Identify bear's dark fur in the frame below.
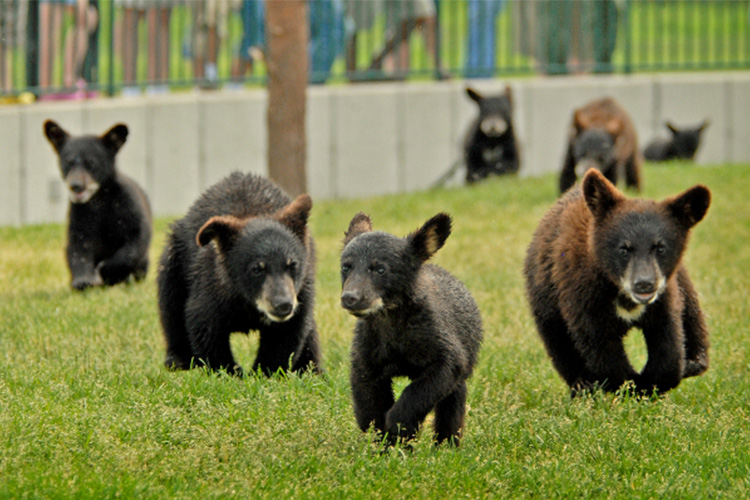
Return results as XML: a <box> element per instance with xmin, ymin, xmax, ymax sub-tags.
<box><xmin>340</xmin><ymin>213</ymin><xmax>483</xmax><ymax>446</ymax></box>
<box><xmin>43</xmin><ymin>120</ymin><xmax>152</xmax><ymax>290</ymax></box>
<box><xmin>525</xmin><ymin>169</ymin><xmax>710</xmax><ymax>395</ymax></box>
<box><xmin>157</xmin><ymin>172</ymin><xmax>321</xmax><ymax>376</ymax></box>
<box><xmin>559</xmin><ymin>97</ymin><xmax>642</xmax><ymax>194</ymax></box>
<box><xmin>463</xmin><ymin>86</ymin><xmax>520</xmax><ymax>183</ymax></box>
<box><xmin>644</xmin><ymin>120</ymin><xmax>709</xmax><ymax>162</ymax></box>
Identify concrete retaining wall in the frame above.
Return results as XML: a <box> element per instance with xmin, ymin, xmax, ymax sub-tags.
<box><xmin>1</xmin><ymin>72</ymin><xmax>748</xmax><ymax>226</ymax></box>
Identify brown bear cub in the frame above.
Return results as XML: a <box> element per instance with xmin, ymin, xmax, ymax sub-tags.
<box><xmin>44</xmin><ymin>120</ymin><xmax>152</xmax><ymax>290</ymax></box>
<box><xmin>559</xmin><ymin>97</ymin><xmax>642</xmax><ymax>194</ymax></box>
<box><xmin>157</xmin><ymin>172</ymin><xmax>321</xmax><ymax>376</ymax></box>
<box><xmin>525</xmin><ymin>169</ymin><xmax>710</xmax><ymax>396</ymax></box>
<box><xmin>340</xmin><ymin>213</ymin><xmax>482</xmax><ymax>446</ymax></box>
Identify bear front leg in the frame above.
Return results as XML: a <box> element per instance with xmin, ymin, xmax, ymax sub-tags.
<box><xmin>433</xmin><ymin>383</ymin><xmax>467</xmax><ymax>446</ymax></box>
<box><xmin>98</xmin><ymin>244</ymin><xmax>149</xmax><ymax>286</ymax></box>
<box><xmin>533</xmin><ymin>312</ymin><xmax>589</xmax><ymax>389</ymax></box>
<box><xmin>385</xmin><ymin>364</ymin><xmax>457</xmax><ymax>442</ymax></box>
<box><xmin>185</xmin><ymin>300</ymin><xmax>241</xmax><ymax>375</ymax></box>
<box><xmin>497</xmin><ymin>139</ymin><xmax>519</xmax><ymax>175</ymax></box>
<box><xmin>624</xmin><ymin>154</ymin><xmax>642</xmax><ymax>191</ymax></box>
<box><xmin>559</xmin><ymin>145</ymin><xmax>577</xmax><ymax>193</ymax></box>
<box><xmin>579</xmin><ymin>335</ymin><xmax>638</xmax><ymax>393</ymax></box>
<box><xmin>637</xmin><ymin>311</ymin><xmax>685</xmax><ymax>394</ymax></box>
<box><xmin>465</xmin><ymin>145</ymin><xmax>490</xmax><ymax>183</ymax></box>
<box><xmin>254</xmin><ymin>315</ymin><xmax>317</xmax><ymax>376</ymax></box>
<box><xmin>188</xmin><ymin>327</ymin><xmax>241</xmax><ymax>375</ymax></box>
<box><xmin>677</xmin><ymin>268</ymin><xmax>709</xmax><ymax>378</ymax></box>
<box><xmin>350</xmin><ymin>369</ymin><xmax>395</xmax><ymax>438</ymax></box>
<box><xmin>157</xmin><ymin>245</ymin><xmax>194</xmax><ymax>370</ymax></box>
<box><xmin>67</xmin><ymin>240</ymin><xmax>103</xmax><ymax>290</ymax></box>
<box><xmin>290</xmin><ymin>326</ymin><xmax>323</xmax><ymax>374</ymax></box>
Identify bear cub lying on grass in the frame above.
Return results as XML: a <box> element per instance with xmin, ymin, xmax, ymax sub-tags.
<box><xmin>644</xmin><ymin>120</ymin><xmax>709</xmax><ymax>163</ymax></box>
<box><xmin>157</xmin><ymin>172</ymin><xmax>322</xmax><ymax>376</ymax></box>
<box><xmin>44</xmin><ymin>120</ymin><xmax>152</xmax><ymax>290</ymax></box>
<box><xmin>525</xmin><ymin>169</ymin><xmax>710</xmax><ymax>396</ymax></box>
<box><xmin>340</xmin><ymin>213</ymin><xmax>482</xmax><ymax>447</ymax></box>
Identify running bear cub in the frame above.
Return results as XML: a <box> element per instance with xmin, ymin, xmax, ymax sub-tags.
<box><xmin>157</xmin><ymin>172</ymin><xmax>322</xmax><ymax>376</ymax></box>
<box><xmin>44</xmin><ymin>120</ymin><xmax>152</xmax><ymax>290</ymax></box>
<box><xmin>559</xmin><ymin>97</ymin><xmax>642</xmax><ymax>194</ymax></box>
<box><xmin>340</xmin><ymin>213</ymin><xmax>482</xmax><ymax>446</ymax></box>
<box><xmin>524</xmin><ymin>169</ymin><xmax>710</xmax><ymax>395</ymax></box>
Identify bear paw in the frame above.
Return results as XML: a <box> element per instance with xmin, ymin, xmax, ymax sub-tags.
<box><xmin>71</xmin><ymin>273</ymin><xmax>103</xmax><ymax>290</ymax></box>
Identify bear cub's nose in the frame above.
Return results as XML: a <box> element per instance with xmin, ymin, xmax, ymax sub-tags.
<box><xmin>633</xmin><ymin>280</ymin><xmax>655</xmax><ymax>294</ymax></box>
<box><xmin>341</xmin><ymin>291</ymin><xmax>360</xmax><ymax>309</ymax></box>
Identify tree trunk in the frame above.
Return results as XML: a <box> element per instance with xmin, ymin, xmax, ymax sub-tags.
<box><xmin>266</xmin><ymin>0</ymin><xmax>308</xmax><ymax>197</ymax></box>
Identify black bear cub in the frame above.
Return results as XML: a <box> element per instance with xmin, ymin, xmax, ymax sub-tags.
<box><xmin>559</xmin><ymin>97</ymin><xmax>642</xmax><ymax>194</ymax></box>
<box><xmin>463</xmin><ymin>86</ymin><xmax>520</xmax><ymax>183</ymax></box>
<box><xmin>525</xmin><ymin>169</ymin><xmax>710</xmax><ymax>396</ymax></box>
<box><xmin>340</xmin><ymin>213</ymin><xmax>482</xmax><ymax>446</ymax></box>
<box><xmin>44</xmin><ymin>120</ymin><xmax>152</xmax><ymax>290</ymax></box>
<box><xmin>644</xmin><ymin>120</ymin><xmax>709</xmax><ymax>162</ymax></box>
<box><xmin>157</xmin><ymin>172</ymin><xmax>321</xmax><ymax>376</ymax></box>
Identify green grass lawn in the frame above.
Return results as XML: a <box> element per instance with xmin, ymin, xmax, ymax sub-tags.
<box><xmin>1</xmin><ymin>163</ymin><xmax>749</xmax><ymax>498</ymax></box>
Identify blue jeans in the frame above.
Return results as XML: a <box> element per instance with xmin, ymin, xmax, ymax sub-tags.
<box><xmin>466</xmin><ymin>0</ymin><xmax>505</xmax><ymax>78</ymax></box>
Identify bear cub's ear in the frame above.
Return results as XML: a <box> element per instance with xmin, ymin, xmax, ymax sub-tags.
<box><xmin>582</xmin><ymin>169</ymin><xmax>625</xmax><ymax>220</ymax></box>
<box><xmin>466</xmin><ymin>87</ymin><xmax>483</xmax><ymax>104</ymax></box>
<box><xmin>101</xmin><ymin>124</ymin><xmax>129</xmax><ymax>153</ymax></box>
<box><xmin>605</xmin><ymin>118</ymin><xmax>622</xmax><ymax>136</ymax></box>
<box><xmin>503</xmin><ymin>85</ymin><xmax>512</xmax><ymax>105</ymax></box>
<box><xmin>343</xmin><ymin>212</ymin><xmax>373</xmax><ymax>246</ymax></box>
<box><xmin>664</xmin><ymin>185</ymin><xmax>711</xmax><ymax>229</ymax></box>
<box><xmin>276</xmin><ymin>194</ymin><xmax>312</xmax><ymax>241</ymax></box>
<box><xmin>408</xmin><ymin>213</ymin><xmax>452</xmax><ymax>262</ymax></box>
<box><xmin>44</xmin><ymin>120</ymin><xmax>70</xmax><ymax>153</ymax></box>
<box><xmin>196</xmin><ymin>215</ymin><xmax>247</xmax><ymax>251</ymax></box>
<box><xmin>573</xmin><ymin>109</ymin><xmax>590</xmax><ymax>132</ymax></box>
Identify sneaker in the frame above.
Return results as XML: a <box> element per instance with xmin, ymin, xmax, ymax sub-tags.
<box><xmin>121</xmin><ymin>86</ymin><xmax>141</xmax><ymax>98</ymax></box>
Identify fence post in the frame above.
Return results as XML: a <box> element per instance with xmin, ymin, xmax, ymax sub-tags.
<box><xmin>623</xmin><ymin>0</ymin><xmax>632</xmax><ymax>74</ymax></box>
<box><xmin>108</xmin><ymin>0</ymin><xmax>115</xmax><ymax>96</ymax></box>
<box><xmin>25</xmin><ymin>0</ymin><xmax>39</xmax><ymax>94</ymax></box>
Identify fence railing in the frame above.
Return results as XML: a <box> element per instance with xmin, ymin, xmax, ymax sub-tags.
<box><xmin>0</xmin><ymin>0</ymin><xmax>748</xmax><ymax>101</ymax></box>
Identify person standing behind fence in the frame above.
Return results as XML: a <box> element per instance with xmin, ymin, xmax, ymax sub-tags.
<box><xmin>534</xmin><ymin>0</ymin><xmax>617</xmax><ymax>75</ymax></box>
<box><xmin>116</xmin><ymin>0</ymin><xmax>172</xmax><ymax>96</ymax></box>
<box><xmin>226</xmin><ymin>0</ymin><xmax>345</xmax><ymax>86</ymax></box>
<box><xmin>343</xmin><ymin>0</ymin><xmax>381</xmax><ymax>79</ymax></box>
<box><xmin>0</xmin><ymin>0</ymin><xmax>27</xmax><ymax>93</ymax></box>
<box><xmin>465</xmin><ymin>0</ymin><xmax>506</xmax><ymax>78</ymax></box>
<box><xmin>229</xmin><ymin>0</ymin><xmax>264</xmax><ymax>85</ymax></box>
<box><xmin>192</xmin><ymin>0</ymin><xmax>239</xmax><ymax>89</ymax></box>
<box><xmin>370</xmin><ymin>0</ymin><xmax>447</xmax><ymax>80</ymax></box>
<box><xmin>39</xmin><ymin>0</ymin><xmax>98</xmax><ymax>98</ymax></box>
<box><xmin>309</xmin><ymin>0</ymin><xmax>345</xmax><ymax>84</ymax></box>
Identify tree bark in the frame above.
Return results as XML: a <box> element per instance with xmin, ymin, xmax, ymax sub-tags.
<box><xmin>266</xmin><ymin>0</ymin><xmax>308</xmax><ymax>197</ymax></box>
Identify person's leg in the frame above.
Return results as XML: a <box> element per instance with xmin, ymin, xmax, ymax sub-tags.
<box><xmin>39</xmin><ymin>1</ymin><xmax>63</xmax><ymax>88</ymax></box>
<box><xmin>122</xmin><ymin>6</ymin><xmax>140</xmax><ymax>86</ymax></box>
<box><xmin>64</xmin><ymin>0</ymin><xmax>98</xmax><ymax>87</ymax></box>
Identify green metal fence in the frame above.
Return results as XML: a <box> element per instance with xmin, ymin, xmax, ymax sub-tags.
<box><xmin>0</xmin><ymin>0</ymin><xmax>747</xmax><ymax>101</ymax></box>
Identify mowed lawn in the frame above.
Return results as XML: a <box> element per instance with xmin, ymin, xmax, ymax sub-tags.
<box><xmin>1</xmin><ymin>163</ymin><xmax>748</xmax><ymax>498</ymax></box>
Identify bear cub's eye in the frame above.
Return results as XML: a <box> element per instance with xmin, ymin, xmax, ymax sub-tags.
<box><xmin>653</xmin><ymin>242</ymin><xmax>666</xmax><ymax>255</ymax></box>
<box><xmin>619</xmin><ymin>244</ymin><xmax>633</xmax><ymax>256</ymax></box>
<box><xmin>286</xmin><ymin>259</ymin><xmax>298</xmax><ymax>272</ymax></box>
<box><xmin>250</xmin><ymin>262</ymin><xmax>266</xmax><ymax>275</ymax></box>
<box><xmin>341</xmin><ymin>263</ymin><xmax>352</xmax><ymax>275</ymax></box>
<box><xmin>370</xmin><ymin>264</ymin><xmax>386</xmax><ymax>275</ymax></box>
